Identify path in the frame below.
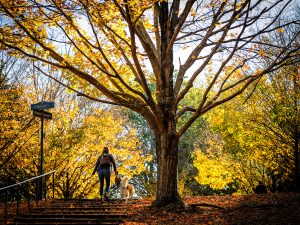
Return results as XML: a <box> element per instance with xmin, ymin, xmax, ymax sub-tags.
<box><xmin>12</xmin><ymin>199</ymin><xmax>131</xmax><ymax>225</ymax></box>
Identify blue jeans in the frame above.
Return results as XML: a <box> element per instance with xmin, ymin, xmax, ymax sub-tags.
<box><xmin>97</xmin><ymin>168</ymin><xmax>111</xmax><ymax>197</ymax></box>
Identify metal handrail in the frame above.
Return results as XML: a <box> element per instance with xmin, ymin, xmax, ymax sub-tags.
<box><xmin>0</xmin><ymin>170</ymin><xmax>55</xmax><ymax>192</ymax></box>
<box><xmin>0</xmin><ymin>170</ymin><xmax>56</xmax><ymax>224</ymax></box>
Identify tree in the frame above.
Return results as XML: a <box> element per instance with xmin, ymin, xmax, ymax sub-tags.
<box><xmin>0</xmin><ymin>52</ymin><xmax>37</xmax><ymax>170</ymax></box>
<box><xmin>25</xmin><ymin>68</ymin><xmax>150</xmax><ymax>199</ymax></box>
<box><xmin>50</xmin><ymin>106</ymin><xmax>150</xmax><ymax>199</ymax></box>
<box><xmin>0</xmin><ymin>0</ymin><xmax>299</xmax><ymax>206</ymax></box>
<box><xmin>194</xmin><ymin>64</ymin><xmax>299</xmax><ymax>194</ymax></box>
<box><xmin>127</xmin><ymin>111</ymin><xmax>157</xmax><ymax>197</ymax></box>
<box><xmin>248</xmin><ymin>66</ymin><xmax>299</xmax><ymax>191</ymax></box>
<box><xmin>0</xmin><ymin>52</ymin><xmax>150</xmax><ymax>199</ymax></box>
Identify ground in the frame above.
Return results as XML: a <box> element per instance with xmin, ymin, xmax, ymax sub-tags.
<box><xmin>1</xmin><ymin>192</ymin><xmax>299</xmax><ymax>224</ymax></box>
<box><xmin>122</xmin><ymin>192</ymin><xmax>300</xmax><ymax>225</ymax></box>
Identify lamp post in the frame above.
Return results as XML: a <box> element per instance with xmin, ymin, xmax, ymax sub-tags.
<box><xmin>31</xmin><ymin>102</ymin><xmax>54</xmax><ymax>200</ymax></box>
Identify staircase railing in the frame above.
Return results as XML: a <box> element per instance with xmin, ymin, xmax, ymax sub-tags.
<box><xmin>0</xmin><ymin>170</ymin><xmax>56</xmax><ymax>224</ymax></box>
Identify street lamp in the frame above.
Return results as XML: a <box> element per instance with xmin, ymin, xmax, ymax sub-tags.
<box><xmin>31</xmin><ymin>101</ymin><xmax>54</xmax><ymax>200</ymax></box>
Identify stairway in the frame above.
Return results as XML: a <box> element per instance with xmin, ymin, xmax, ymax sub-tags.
<box><xmin>13</xmin><ymin>199</ymin><xmax>129</xmax><ymax>225</ymax></box>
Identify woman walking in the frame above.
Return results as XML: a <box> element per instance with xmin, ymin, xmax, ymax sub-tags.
<box><xmin>92</xmin><ymin>147</ymin><xmax>118</xmax><ymax>201</ymax></box>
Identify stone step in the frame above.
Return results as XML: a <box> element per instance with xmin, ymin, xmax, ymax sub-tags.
<box><xmin>16</xmin><ymin>212</ymin><xmax>127</xmax><ymax>218</ymax></box>
<box><xmin>43</xmin><ymin>203</ymin><xmax>130</xmax><ymax>208</ymax></box>
<box><xmin>41</xmin><ymin>204</ymin><xmax>128</xmax><ymax>207</ymax></box>
<box><xmin>48</xmin><ymin>199</ymin><xmax>131</xmax><ymax>203</ymax></box>
<box><xmin>15</xmin><ymin>223</ymin><xmax>118</xmax><ymax>225</ymax></box>
<box><xmin>47</xmin><ymin>199</ymin><xmax>126</xmax><ymax>204</ymax></box>
<box><xmin>11</xmin><ymin>199</ymin><xmax>134</xmax><ymax>225</ymax></box>
<box><xmin>36</xmin><ymin>207</ymin><xmax>127</xmax><ymax>212</ymax></box>
<box><xmin>14</xmin><ymin>217</ymin><xmax>123</xmax><ymax>224</ymax></box>
<box><xmin>41</xmin><ymin>202</ymin><xmax>130</xmax><ymax>208</ymax></box>
<box><xmin>31</xmin><ymin>209</ymin><xmax>126</xmax><ymax>214</ymax></box>
<box><xmin>17</xmin><ymin>212</ymin><xmax>127</xmax><ymax>218</ymax></box>
<box><xmin>14</xmin><ymin>218</ymin><xmax>122</xmax><ymax>225</ymax></box>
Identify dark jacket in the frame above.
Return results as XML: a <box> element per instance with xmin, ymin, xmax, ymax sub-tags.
<box><xmin>92</xmin><ymin>153</ymin><xmax>117</xmax><ymax>174</ymax></box>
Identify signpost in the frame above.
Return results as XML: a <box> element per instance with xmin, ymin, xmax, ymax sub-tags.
<box><xmin>33</xmin><ymin>110</ymin><xmax>53</xmax><ymax>119</ymax></box>
<box><xmin>31</xmin><ymin>101</ymin><xmax>55</xmax><ymax>111</ymax></box>
<box><xmin>31</xmin><ymin>102</ymin><xmax>54</xmax><ymax>200</ymax></box>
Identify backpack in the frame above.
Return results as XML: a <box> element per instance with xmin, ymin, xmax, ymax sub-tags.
<box><xmin>100</xmin><ymin>153</ymin><xmax>111</xmax><ymax>165</ymax></box>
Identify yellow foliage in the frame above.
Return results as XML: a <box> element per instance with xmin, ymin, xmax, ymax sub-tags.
<box><xmin>200</xmin><ymin>68</ymin><xmax>299</xmax><ymax>193</ymax></box>
<box><xmin>258</xmin><ymin>49</ymin><xmax>266</xmax><ymax>58</ymax></box>
<box><xmin>193</xmin><ymin>150</ymin><xmax>234</xmax><ymax>190</ymax></box>
<box><xmin>276</xmin><ymin>28</ymin><xmax>285</xmax><ymax>33</ymax></box>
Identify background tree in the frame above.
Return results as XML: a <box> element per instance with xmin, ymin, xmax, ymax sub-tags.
<box><xmin>247</xmin><ymin>65</ymin><xmax>299</xmax><ymax>191</ymax></box>
<box><xmin>176</xmin><ymin>87</ymin><xmax>210</xmax><ymax>195</ymax></box>
<box><xmin>29</xmin><ymin>69</ymin><xmax>151</xmax><ymax>199</ymax></box>
<box><xmin>0</xmin><ymin>57</ymin><xmax>150</xmax><ymax>199</ymax></box>
<box><xmin>0</xmin><ymin>53</ymin><xmax>35</xmax><ymax>170</ymax></box>
<box><xmin>0</xmin><ymin>0</ymin><xmax>299</xmax><ymax>206</ymax></box>
<box><xmin>127</xmin><ymin>111</ymin><xmax>157</xmax><ymax>197</ymax></box>
<box><xmin>194</xmin><ymin>64</ymin><xmax>299</xmax><ymax>194</ymax></box>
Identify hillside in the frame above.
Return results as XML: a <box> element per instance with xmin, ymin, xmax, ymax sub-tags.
<box><xmin>123</xmin><ymin>193</ymin><xmax>300</xmax><ymax>225</ymax></box>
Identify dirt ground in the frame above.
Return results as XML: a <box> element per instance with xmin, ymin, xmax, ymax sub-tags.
<box><xmin>1</xmin><ymin>192</ymin><xmax>299</xmax><ymax>225</ymax></box>
<box><xmin>122</xmin><ymin>192</ymin><xmax>300</xmax><ymax>225</ymax></box>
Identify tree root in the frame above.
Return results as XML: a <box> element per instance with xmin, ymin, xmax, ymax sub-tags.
<box><xmin>189</xmin><ymin>202</ymin><xmax>225</xmax><ymax>210</ymax></box>
<box><xmin>152</xmin><ymin>198</ymin><xmax>188</xmax><ymax>212</ymax></box>
<box><xmin>151</xmin><ymin>199</ymin><xmax>226</xmax><ymax>212</ymax></box>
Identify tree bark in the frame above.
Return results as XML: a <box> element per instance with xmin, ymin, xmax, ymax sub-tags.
<box><xmin>293</xmin><ymin>70</ymin><xmax>299</xmax><ymax>191</ymax></box>
<box><xmin>152</xmin><ymin>126</ymin><xmax>181</xmax><ymax>206</ymax></box>
<box><xmin>294</xmin><ymin>124</ymin><xmax>299</xmax><ymax>191</ymax></box>
<box><xmin>150</xmin><ymin>1</ymin><xmax>183</xmax><ymax>207</ymax></box>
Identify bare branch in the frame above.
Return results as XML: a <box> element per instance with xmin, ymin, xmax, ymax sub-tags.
<box><xmin>34</xmin><ymin>66</ymin><xmax>145</xmax><ymax>108</ymax></box>
<box><xmin>176</xmin><ymin>106</ymin><xmax>196</xmax><ymax>121</ymax></box>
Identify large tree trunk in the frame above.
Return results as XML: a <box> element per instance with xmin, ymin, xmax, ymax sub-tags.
<box><xmin>293</xmin><ymin>71</ymin><xmax>299</xmax><ymax>191</ymax></box>
<box><xmin>294</xmin><ymin>125</ymin><xmax>299</xmax><ymax>190</ymax></box>
<box><xmin>152</xmin><ymin>123</ymin><xmax>182</xmax><ymax>207</ymax></box>
<box><xmin>150</xmin><ymin>1</ymin><xmax>182</xmax><ymax>207</ymax></box>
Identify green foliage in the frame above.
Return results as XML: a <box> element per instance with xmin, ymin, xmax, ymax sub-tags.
<box><xmin>126</xmin><ymin>111</ymin><xmax>156</xmax><ymax>197</ymax></box>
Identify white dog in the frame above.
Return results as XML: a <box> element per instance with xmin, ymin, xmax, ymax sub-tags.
<box><xmin>120</xmin><ymin>176</ymin><xmax>135</xmax><ymax>202</ymax></box>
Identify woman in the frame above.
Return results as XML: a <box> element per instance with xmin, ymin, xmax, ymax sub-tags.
<box><xmin>92</xmin><ymin>147</ymin><xmax>118</xmax><ymax>201</ymax></box>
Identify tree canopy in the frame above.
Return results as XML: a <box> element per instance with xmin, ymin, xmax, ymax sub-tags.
<box><xmin>0</xmin><ymin>0</ymin><xmax>299</xmax><ymax>206</ymax></box>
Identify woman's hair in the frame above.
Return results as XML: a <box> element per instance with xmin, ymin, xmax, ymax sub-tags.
<box><xmin>103</xmin><ymin>147</ymin><xmax>109</xmax><ymax>153</ymax></box>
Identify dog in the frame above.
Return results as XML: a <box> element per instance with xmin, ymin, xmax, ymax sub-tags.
<box><xmin>120</xmin><ymin>176</ymin><xmax>135</xmax><ymax>202</ymax></box>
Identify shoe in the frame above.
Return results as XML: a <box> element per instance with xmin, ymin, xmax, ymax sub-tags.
<box><xmin>104</xmin><ymin>192</ymin><xmax>110</xmax><ymax>202</ymax></box>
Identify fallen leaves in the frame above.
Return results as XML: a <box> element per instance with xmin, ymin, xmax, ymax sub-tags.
<box><xmin>122</xmin><ymin>193</ymin><xmax>300</xmax><ymax>225</ymax></box>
